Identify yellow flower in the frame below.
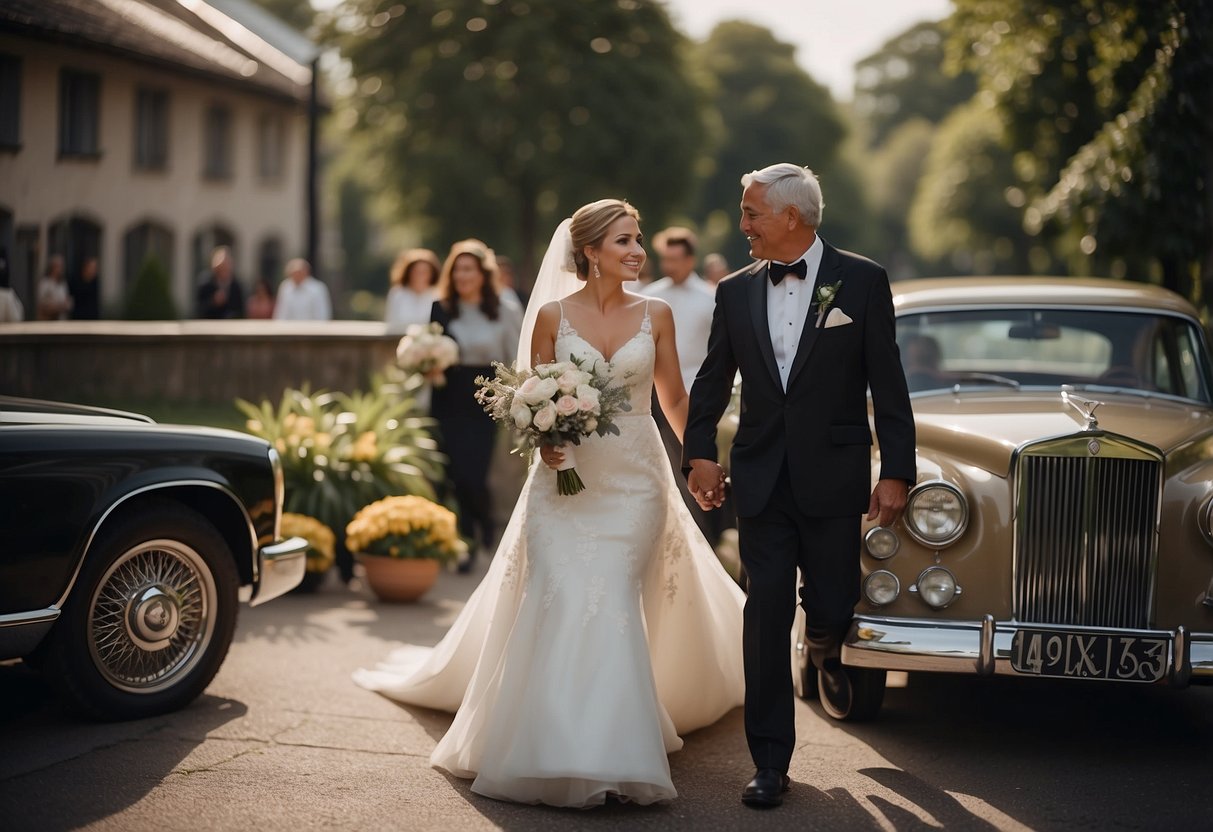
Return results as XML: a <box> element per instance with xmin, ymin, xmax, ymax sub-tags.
<box><xmin>281</xmin><ymin>512</ymin><xmax>336</xmax><ymax>572</ymax></box>
<box><xmin>350</xmin><ymin>431</ymin><xmax>379</xmax><ymax>462</ymax></box>
<box><xmin>345</xmin><ymin>495</ymin><xmax>459</xmax><ymax>561</ymax></box>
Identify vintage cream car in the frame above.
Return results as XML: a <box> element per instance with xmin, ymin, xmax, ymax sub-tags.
<box><xmin>796</xmin><ymin>277</ymin><xmax>1213</xmax><ymax>720</ymax></box>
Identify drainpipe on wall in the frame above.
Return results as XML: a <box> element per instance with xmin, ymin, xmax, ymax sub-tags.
<box><xmin>306</xmin><ymin>55</ymin><xmax>319</xmax><ymax>281</ymax></box>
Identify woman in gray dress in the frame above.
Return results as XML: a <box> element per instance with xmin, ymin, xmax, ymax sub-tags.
<box><xmin>430</xmin><ymin>239</ymin><xmax>523</xmax><ymax>571</ymax></box>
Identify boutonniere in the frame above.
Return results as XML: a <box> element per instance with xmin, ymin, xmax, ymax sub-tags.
<box><xmin>814</xmin><ymin>280</ymin><xmax>843</xmax><ymax>328</ymax></box>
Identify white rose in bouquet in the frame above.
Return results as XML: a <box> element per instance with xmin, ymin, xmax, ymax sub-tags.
<box><xmin>521</xmin><ymin>376</ymin><xmax>560</xmax><ymax>406</ymax></box>
<box><xmin>510</xmin><ymin>398</ymin><xmax>533</xmax><ymax>429</ymax></box>
<box><xmin>532</xmin><ymin>400</ymin><xmax>558</xmax><ymax>432</ymax></box>
<box><xmin>555</xmin><ymin>395</ymin><xmax>580</xmax><ymax>417</ymax></box>
<box><xmin>575</xmin><ymin>384</ymin><xmax>601</xmax><ymax>411</ymax></box>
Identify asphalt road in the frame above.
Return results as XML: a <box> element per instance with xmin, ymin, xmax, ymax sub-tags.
<box><xmin>3</xmin><ymin>563</ymin><xmax>1212</xmax><ymax>832</ymax></box>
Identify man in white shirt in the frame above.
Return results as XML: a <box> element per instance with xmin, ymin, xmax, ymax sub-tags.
<box><xmin>643</xmin><ymin>227</ymin><xmax>724</xmax><ymax>543</ymax></box>
<box><xmin>642</xmin><ymin>227</ymin><xmax>715</xmax><ymax>392</ymax></box>
<box><xmin>274</xmin><ymin>258</ymin><xmax>332</xmax><ymax>321</ymax></box>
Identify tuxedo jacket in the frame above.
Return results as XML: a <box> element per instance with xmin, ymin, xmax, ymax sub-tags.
<box><xmin>682</xmin><ymin>239</ymin><xmax>916</xmax><ymax>519</ymax></box>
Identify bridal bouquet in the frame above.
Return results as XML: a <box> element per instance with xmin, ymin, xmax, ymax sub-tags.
<box><xmin>396</xmin><ymin>322</ymin><xmax>459</xmax><ymax>386</ymax></box>
<box><xmin>475</xmin><ymin>357</ymin><xmax>631</xmax><ymax>495</ymax></box>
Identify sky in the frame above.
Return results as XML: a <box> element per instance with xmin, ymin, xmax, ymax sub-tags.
<box><xmin>662</xmin><ymin>0</ymin><xmax>955</xmax><ymax>101</ymax></box>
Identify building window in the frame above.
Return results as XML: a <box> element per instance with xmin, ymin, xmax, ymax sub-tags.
<box><xmin>59</xmin><ymin>69</ymin><xmax>101</xmax><ymax>157</ymax></box>
<box><xmin>0</xmin><ymin>54</ymin><xmax>20</xmax><ymax>149</ymax></box>
<box><xmin>257</xmin><ymin>112</ymin><xmax>285</xmax><ymax>180</ymax></box>
<box><xmin>134</xmin><ymin>88</ymin><xmax>169</xmax><ymax>171</ymax></box>
<box><xmin>203</xmin><ymin>104</ymin><xmax>232</xmax><ymax>180</ymax></box>
<box><xmin>258</xmin><ymin>236</ymin><xmax>283</xmax><ymax>284</ymax></box>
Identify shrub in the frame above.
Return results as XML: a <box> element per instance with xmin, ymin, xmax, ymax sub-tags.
<box><xmin>124</xmin><ymin>254</ymin><xmax>178</xmax><ymax>320</ymax></box>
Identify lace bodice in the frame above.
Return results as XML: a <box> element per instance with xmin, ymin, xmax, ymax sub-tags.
<box><xmin>555</xmin><ymin>301</ymin><xmax>654</xmax><ymax>415</ymax></box>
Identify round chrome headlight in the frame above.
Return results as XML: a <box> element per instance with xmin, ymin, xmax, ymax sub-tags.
<box><xmin>1200</xmin><ymin>495</ymin><xmax>1213</xmax><ymax>546</ymax></box>
<box><xmin>913</xmin><ymin>566</ymin><xmax>960</xmax><ymax>609</ymax></box>
<box><xmin>904</xmin><ymin>481</ymin><xmax>968</xmax><ymax>547</ymax></box>
<box><xmin>864</xmin><ymin>526</ymin><xmax>900</xmax><ymax>559</ymax></box>
<box><xmin>863</xmin><ymin>570</ymin><xmax>900</xmax><ymax>606</ymax></box>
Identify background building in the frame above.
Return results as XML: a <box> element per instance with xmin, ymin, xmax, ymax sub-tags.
<box><xmin>0</xmin><ymin>0</ymin><xmax>319</xmax><ymax>318</ymax></box>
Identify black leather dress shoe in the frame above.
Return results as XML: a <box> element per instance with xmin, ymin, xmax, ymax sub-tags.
<box><xmin>741</xmin><ymin>768</ymin><xmax>791</xmax><ymax>808</ymax></box>
<box><xmin>818</xmin><ymin>659</ymin><xmax>853</xmax><ymax>719</ymax></box>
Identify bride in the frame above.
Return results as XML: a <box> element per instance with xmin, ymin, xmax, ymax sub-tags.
<box><xmin>353</xmin><ymin>199</ymin><xmax>745</xmax><ymax>808</ymax></box>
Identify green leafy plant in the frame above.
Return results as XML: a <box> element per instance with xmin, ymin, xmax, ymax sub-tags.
<box><xmin>236</xmin><ymin>373</ymin><xmax>445</xmax><ymax>536</ymax></box>
<box><xmin>124</xmin><ymin>254</ymin><xmax>178</xmax><ymax>320</ymax></box>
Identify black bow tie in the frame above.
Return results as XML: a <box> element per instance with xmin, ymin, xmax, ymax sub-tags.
<box><xmin>768</xmin><ymin>260</ymin><xmax>807</xmax><ymax>285</ymax></box>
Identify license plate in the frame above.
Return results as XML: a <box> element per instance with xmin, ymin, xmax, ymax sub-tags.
<box><xmin>1010</xmin><ymin>629</ymin><xmax>1168</xmax><ymax>682</ymax></box>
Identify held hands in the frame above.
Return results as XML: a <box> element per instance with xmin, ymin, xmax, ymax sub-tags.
<box><xmin>867</xmin><ymin>478</ymin><xmax>909</xmax><ymax>527</ymax></box>
<box><xmin>687</xmin><ymin>458</ymin><xmax>727</xmax><ymax>511</ymax></box>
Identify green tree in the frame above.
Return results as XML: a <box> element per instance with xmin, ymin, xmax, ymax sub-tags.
<box><xmin>124</xmin><ymin>255</ymin><xmax>179</xmax><ymax>320</ymax></box>
<box><xmin>909</xmin><ymin>100</ymin><xmax>1049</xmax><ymax>275</ymax></box>
<box><xmin>688</xmin><ymin>22</ymin><xmax>871</xmax><ymax>267</ymax></box>
<box><xmin>321</xmin><ymin>0</ymin><xmax>703</xmax><ymax>279</ymax></box>
<box><xmin>865</xmin><ymin>117</ymin><xmax>935</xmax><ymax>279</ymax></box>
<box><xmin>853</xmin><ymin>21</ymin><xmax>977</xmax><ymax>148</ymax></box>
<box><xmin>948</xmin><ymin>0</ymin><xmax>1213</xmax><ymax>300</ymax></box>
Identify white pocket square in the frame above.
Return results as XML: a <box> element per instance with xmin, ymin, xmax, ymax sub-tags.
<box><xmin>823</xmin><ymin>307</ymin><xmax>853</xmax><ymax>328</ymax></box>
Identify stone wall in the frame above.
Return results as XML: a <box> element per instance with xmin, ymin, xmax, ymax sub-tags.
<box><xmin>0</xmin><ymin>321</ymin><xmax>401</xmax><ymax>405</ymax></box>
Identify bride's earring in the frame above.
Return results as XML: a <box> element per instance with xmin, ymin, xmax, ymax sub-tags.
<box><xmin>593</xmin><ymin>261</ymin><xmax>601</xmax><ymax>280</ymax></box>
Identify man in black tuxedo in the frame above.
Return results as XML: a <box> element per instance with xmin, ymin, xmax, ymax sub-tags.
<box><xmin>683</xmin><ymin>163</ymin><xmax>915</xmax><ymax>808</ymax></box>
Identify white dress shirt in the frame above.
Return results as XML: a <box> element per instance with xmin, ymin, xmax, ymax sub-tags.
<box><xmin>641</xmin><ymin>272</ymin><xmax>716</xmax><ymax>392</ymax></box>
<box><xmin>766</xmin><ymin>236</ymin><xmax>823</xmax><ymax>390</ymax></box>
<box><xmin>274</xmin><ymin>276</ymin><xmax>332</xmax><ymax>321</ymax></box>
<box><xmin>385</xmin><ymin>286</ymin><xmax>437</xmax><ymax>332</ymax></box>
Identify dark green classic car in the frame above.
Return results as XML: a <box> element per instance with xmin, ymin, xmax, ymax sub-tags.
<box><xmin>0</xmin><ymin>397</ymin><xmax>306</xmax><ymax>719</ymax></box>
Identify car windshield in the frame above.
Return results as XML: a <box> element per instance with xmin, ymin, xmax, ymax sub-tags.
<box><xmin>897</xmin><ymin>308</ymin><xmax>1213</xmax><ymax>404</ymax></box>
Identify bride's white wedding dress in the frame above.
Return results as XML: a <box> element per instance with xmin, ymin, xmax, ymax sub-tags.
<box><xmin>353</xmin><ymin>301</ymin><xmax>745</xmax><ymax>808</ymax></box>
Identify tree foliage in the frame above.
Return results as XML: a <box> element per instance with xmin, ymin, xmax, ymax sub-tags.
<box><xmin>947</xmin><ymin>0</ymin><xmax>1213</xmax><ymax>298</ymax></box>
<box><xmin>687</xmin><ymin>22</ymin><xmax>871</xmax><ymax>268</ymax></box>
<box><xmin>909</xmin><ymin>100</ymin><xmax>1047</xmax><ymax>275</ymax></box>
<box><xmin>124</xmin><ymin>255</ymin><xmax>178</xmax><ymax>320</ymax></box>
<box><xmin>853</xmin><ymin>21</ymin><xmax>977</xmax><ymax>148</ymax></box>
<box><xmin>321</xmin><ymin>0</ymin><xmax>703</xmax><ymax>280</ymax></box>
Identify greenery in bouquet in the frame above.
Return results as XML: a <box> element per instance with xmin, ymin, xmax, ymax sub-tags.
<box><xmin>345</xmin><ymin>495</ymin><xmax>466</xmax><ymax>564</ymax></box>
<box><xmin>475</xmin><ymin>356</ymin><xmax>631</xmax><ymax>495</ymax></box>
<box><xmin>281</xmin><ymin>512</ymin><xmax>336</xmax><ymax>574</ymax></box>
<box><xmin>396</xmin><ymin>322</ymin><xmax>459</xmax><ymax>386</ymax></box>
<box><xmin>236</xmin><ymin>373</ymin><xmax>445</xmax><ymax>537</ymax></box>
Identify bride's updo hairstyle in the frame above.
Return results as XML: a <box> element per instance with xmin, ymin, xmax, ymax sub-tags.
<box><xmin>569</xmin><ymin>199</ymin><xmax>641</xmax><ymax>281</ymax></box>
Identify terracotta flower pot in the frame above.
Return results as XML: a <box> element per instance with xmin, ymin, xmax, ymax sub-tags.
<box><xmin>357</xmin><ymin>554</ymin><xmax>441</xmax><ymax>602</ymax></box>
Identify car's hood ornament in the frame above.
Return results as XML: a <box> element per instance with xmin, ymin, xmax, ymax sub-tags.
<box><xmin>1061</xmin><ymin>385</ymin><xmax>1102</xmax><ymax>431</ymax></box>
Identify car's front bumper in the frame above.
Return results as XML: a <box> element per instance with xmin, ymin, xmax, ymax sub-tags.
<box><xmin>842</xmin><ymin>614</ymin><xmax>1213</xmax><ymax>686</ymax></box>
<box><xmin>245</xmin><ymin>536</ymin><xmax>307</xmax><ymax>606</ymax></box>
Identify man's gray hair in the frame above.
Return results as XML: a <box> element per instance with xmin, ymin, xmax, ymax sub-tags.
<box><xmin>741</xmin><ymin>163</ymin><xmax>824</xmax><ymax>228</ymax></box>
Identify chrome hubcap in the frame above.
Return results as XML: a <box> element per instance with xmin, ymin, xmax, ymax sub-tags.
<box><xmin>126</xmin><ymin>586</ymin><xmax>181</xmax><ymax>651</ymax></box>
<box><xmin>89</xmin><ymin>541</ymin><xmax>215</xmax><ymax>693</ymax></box>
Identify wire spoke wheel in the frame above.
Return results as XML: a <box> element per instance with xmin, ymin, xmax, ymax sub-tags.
<box><xmin>87</xmin><ymin>539</ymin><xmax>217</xmax><ymax>693</ymax></box>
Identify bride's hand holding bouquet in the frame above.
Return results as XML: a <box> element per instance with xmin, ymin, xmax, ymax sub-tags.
<box><xmin>475</xmin><ymin>357</ymin><xmax>631</xmax><ymax>495</ymax></box>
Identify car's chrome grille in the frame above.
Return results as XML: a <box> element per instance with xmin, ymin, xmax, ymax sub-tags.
<box><xmin>1015</xmin><ymin>441</ymin><xmax>1160</xmax><ymax>629</ymax></box>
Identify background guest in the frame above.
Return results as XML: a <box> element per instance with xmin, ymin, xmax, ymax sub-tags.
<box><xmin>70</xmin><ymin>256</ymin><xmax>101</xmax><ymax>320</ymax></box>
<box><xmin>703</xmin><ymin>252</ymin><xmax>730</xmax><ymax>285</ymax></box>
<box><xmin>196</xmin><ymin>246</ymin><xmax>245</xmax><ymax>319</ymax></box>
<box><xmin>642</xmin><ymin>226</ymin><xmax>724</xmax><ymax>544</ymax></box>
<box><xmin>0</xmin><ymin>247</ymin><xmax>23</xmax><ymax>322</ymax></box>
<box><xmin>385</xmin><ymin>248</ymin><xmax>441</xmax><ymax>332</ymax></box>
<box><xmin>36</xmin><ymin>255</ymin><xmax>73</xmax><ymax>320</ymax></box>
<box><xmin>494</xmin><ymin>253</ymin><xmax>528</xmax><ymax>309</ymax></box>
<box><xmin>274</xmin><ymin>258</ymin><xmax>332</xmax><ymax>321</ymax></box>
<box><xmin>246</xmin><ymin>276</ymin><xmax>276</xmax><ymax>319</ymax></box>
<box><xmin>430</xmin><ymin>239</ymin><xmax>523</xmax><ymax>572</ymax></box>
